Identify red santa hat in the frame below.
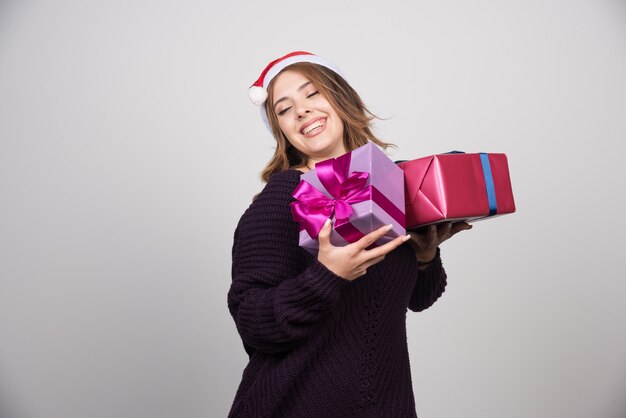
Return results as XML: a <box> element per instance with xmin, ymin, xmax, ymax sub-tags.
<box><xmin>249</xmin><ymin>51</ymin><xmax>345</xmax><ymax>129</ymax></box>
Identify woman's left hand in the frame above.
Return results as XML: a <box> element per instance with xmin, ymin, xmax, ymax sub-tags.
<box><xmin>407</xmin><ymin>221</ymin><xmax>472</xmax><ymax>263</ymax></box>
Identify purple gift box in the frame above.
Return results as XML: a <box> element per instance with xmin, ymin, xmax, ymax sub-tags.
<box><xmin>290</xmin><ymin>142</ymin><xmax>406</xmax><ymax>255</ymax></box>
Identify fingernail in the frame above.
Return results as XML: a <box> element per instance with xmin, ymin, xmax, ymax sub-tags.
<box><xmin>402</xmin><ymin>234</ymin><xmax>411</xmax><ymax>242</ymax></box>
<box><xmin>385</xmin><ymin>224</ymin><xmax>393</xmax><ymax>232</ymax></box>
<box><xmin>325</xmin><ymin>219</ymin><xmax>331</xmax><ymax>227</ymax></box>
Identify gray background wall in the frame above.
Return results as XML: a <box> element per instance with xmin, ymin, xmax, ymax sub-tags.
<box><xmin>1</xmin><ymin>0</ymin><xmax>625</xmax><ymax>417</ymax></box>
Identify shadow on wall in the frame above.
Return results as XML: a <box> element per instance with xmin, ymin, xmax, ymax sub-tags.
<box><xmin>0</xmin><ymin>0</ymin><xmax>21</xmax><ymax>50</ymax></box>
<box><xmin>0</xmin><ymin>0</ymin><xmax>19</xmax><ymax>22</ymax></box>
<box><xmin>611</xmin><ymin>385</ymin><xmax>626</xmax><ymax>418</ymax></box>
<box><xmin>0</xmin><ymin>374</ymin><xmax>25</xmax><ymax>418</ymax></box>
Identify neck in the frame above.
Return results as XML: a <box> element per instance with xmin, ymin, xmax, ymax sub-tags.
<box><xmin>306</xmin><ymin>147</ymin><xmax>348</xmax><ymax>169</ymax></box>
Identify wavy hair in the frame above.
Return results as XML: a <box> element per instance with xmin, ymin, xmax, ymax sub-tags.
<box><xmin>260</xmin><ymin>62</ymin><xmax>395</xmax><ymax>182</ymax></box>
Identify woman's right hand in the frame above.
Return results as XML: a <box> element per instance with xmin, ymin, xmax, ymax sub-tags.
<box><xmin>317</xmin><ymin>219</ymin><xmax>411</xmax><ymax>281</ymax></box>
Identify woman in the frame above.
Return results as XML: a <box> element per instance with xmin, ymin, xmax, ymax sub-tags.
<box><xmin>228</xmin><ymin>51</ymin><xmax>471</xmax><ymax>417</ymax></box>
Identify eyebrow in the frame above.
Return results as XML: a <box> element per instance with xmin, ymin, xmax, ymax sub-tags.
<box><xmin>273</xmin><ymin>81</ymin><xmax>312</xmax><ymax>108</ymax></box>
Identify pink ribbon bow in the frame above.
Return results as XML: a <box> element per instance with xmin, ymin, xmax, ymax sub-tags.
<box><xmin>291</xmin><ymin>155</ymin><xmax>370</xmax><ymax>239</ymax></box>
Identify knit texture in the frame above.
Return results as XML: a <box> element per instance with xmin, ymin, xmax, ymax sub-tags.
<box><xmin>227</xmin><ymin>169</ymin><xmax>447</xmax><ymax>418</ymax></box>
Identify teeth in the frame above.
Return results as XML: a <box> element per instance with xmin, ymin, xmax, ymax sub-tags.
<box><xmin>302</xmin><ymin>119</ymin><xmax>325</xmax><ymax>135</ymax></box>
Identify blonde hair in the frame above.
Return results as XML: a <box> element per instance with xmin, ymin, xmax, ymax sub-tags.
<box><xmin>260</xmin><ymin>62</ymin><xmax>395</xmax><ymax>182</ymax></box>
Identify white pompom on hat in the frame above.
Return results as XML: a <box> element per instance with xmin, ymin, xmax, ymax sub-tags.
<box><xmin>249</xmin><ymin>51</ymin><xmax>345</xmax><ymax>129</ymax></box>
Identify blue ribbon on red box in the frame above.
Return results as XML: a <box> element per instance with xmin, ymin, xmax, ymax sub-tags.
<box><xmin>479</xmin><ymin>153</ymin><xmax>497</xmax><ymax>215</ymax></box>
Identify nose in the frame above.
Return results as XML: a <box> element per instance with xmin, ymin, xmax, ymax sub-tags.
<box><xmin>295</xmin><ymin>103</ymin><xmax>311</xmax><ymax>119</ymax></box>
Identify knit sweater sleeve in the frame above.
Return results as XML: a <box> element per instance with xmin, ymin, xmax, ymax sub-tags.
<box><xmin>228</xmin><ymin>170</ymin><xmax>350</xmax><ymax>354</ymax></box>
<box><xmin>408</xmin><ymin>248</ymin><xmax>448</xmax><ymax>312</ymax></box>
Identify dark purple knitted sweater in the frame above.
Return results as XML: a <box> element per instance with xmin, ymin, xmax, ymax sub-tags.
<box><xmin>227</xmin><ymin>169</ymin><xmax>447</xmax><ymax>418</ymax></box>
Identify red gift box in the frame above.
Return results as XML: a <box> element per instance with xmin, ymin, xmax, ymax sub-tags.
<box><xmin>397</xmin><ymin>152</ymin><xmax>516</xmax><ymax>229</ymax></box>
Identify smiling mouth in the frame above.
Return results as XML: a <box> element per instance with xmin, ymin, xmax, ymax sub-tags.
<box><xmin>301</xmin><ymin>118</ymin><xmax>326</xmax><ymax>135</ymax></box>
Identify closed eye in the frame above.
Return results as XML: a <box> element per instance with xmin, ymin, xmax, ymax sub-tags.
<box><xmin>307</xmin><ymin>91</ymin><xmax>319</xmax><ymax>98</ymax></box>
<box><xmin>278</xmin><ymin>107</ymin><xmax>291</xmax><ymax>116</ymax></box>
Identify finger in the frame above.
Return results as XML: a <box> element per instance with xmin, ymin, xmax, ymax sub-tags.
<box><xmin>450</xmin><ymin>221</ymin><xmax>472</xmax><ymax>235</ymax></box>
<box><xmin>426</xmin><ymin>224</ymin><xmax>437</xmax><ymax>241</ymax></box>
<box><xmin>360</xmin><ymin>254</ymin><xmax>385</xmax><ymax>269</ymax></box>
<box><xmin>403</xmin><ymin>231</ymin><xmax>421</xmax><ymax>253</ymax></box>
<box><xmin>354</xmin><ymin>224</ymin><xmax>394</xmax><ymax>250</ymax></box>
<box><xmin>438</xmin><ymin>222</ymin><xmax>452</xmax><ymax>238</ymax></box>
<box><xmin>317</xmin><ymin>219</ymin><xmax>333</xmax><ymax>250</ymax></box>
<box><xmin>408</xmin><ymin>231</ymin><xmax>420</xmax><ymax>239</ymax></box>
<box><xmin>364</xmin><ymin>234</ymin><xmax>411</xmax><ymax>259</ymax></box>
<box><xmin>407</xmin><ymin>231</ymin><xmax>421</xmax><ymax>245</ymax></box>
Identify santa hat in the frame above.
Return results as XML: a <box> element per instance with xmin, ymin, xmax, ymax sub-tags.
<box><xmin>249</xmin><ymin>51</ymin><xmax>345</xmax><ymax>129</ymax></box>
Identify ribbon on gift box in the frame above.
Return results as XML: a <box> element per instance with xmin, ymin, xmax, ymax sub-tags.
<box><xmin>479</xmin><ymin>153</ymin><xmax>498</xmax><ymax>216</ymax></box>
<box><xmin>444</xmin><ymin>151</ymin><xmax>499</xmax><ymax>216</ymax></box>
<box><xmin>291</xmin><ymin>152</ymin><xmax>405</xmax><ymax>244</ymax></box>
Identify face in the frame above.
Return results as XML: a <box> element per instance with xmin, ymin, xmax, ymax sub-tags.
<box><xmin>271</xmin><ymin>70</ymin><xmax>346</xmax><ymax>163</ymax></box>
